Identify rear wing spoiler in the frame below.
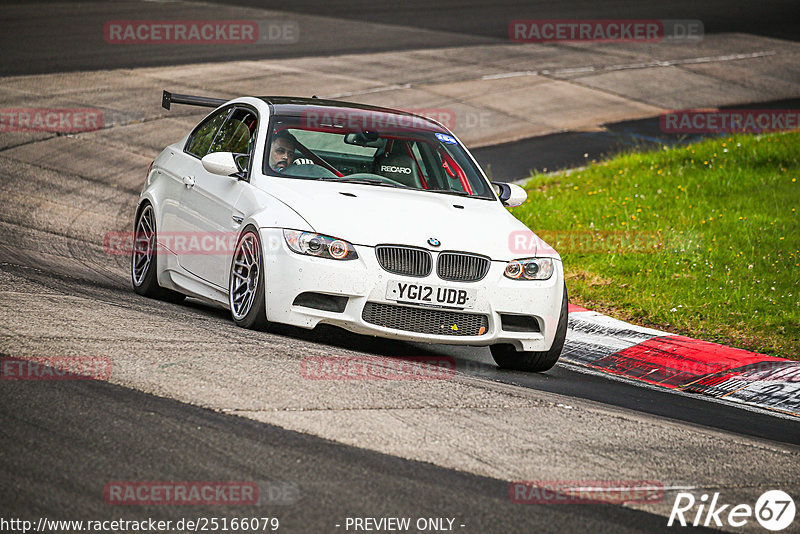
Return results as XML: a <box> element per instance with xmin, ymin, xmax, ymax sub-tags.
<box><xmin>162</xmin><ymin>90</ymin><xmax>227</xmax><ymax>110</ymax></box>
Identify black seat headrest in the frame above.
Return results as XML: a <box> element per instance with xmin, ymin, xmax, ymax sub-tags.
<box><xmin>373</xmin><ymin>142</ymin><xmax>420</xmax><ymax>187</ymax></box>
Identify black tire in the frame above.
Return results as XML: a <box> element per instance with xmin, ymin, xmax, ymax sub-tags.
<box><xmin>491</xmin><ymin>284</ymin><xmax>568</xmax><ymax>373</ymax></box>
<box><xmin>130</xmin><ymin>203</ymin><xmax>185</xmax><ymax>303</ymax></box>
<box><xmin>229</xmin><ymin>227</ymin><xmax>270</xmax><ymax>330</ymax></box>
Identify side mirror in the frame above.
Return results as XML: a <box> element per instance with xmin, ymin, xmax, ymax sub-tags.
<box><xmin>201</xmin><ymin>152</ymin><xmax>240</xmax><ymax>177</ymax></box>
<box><xmin>492</xmin><ymin>182</ymin><xmax>527</xmax><ymax>207</ymax></box>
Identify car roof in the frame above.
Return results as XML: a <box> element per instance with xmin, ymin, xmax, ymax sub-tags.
<box><xmin>257</xmin><ymin>96</ymin><xmax>445</xmax><ymax>130</ymax></box>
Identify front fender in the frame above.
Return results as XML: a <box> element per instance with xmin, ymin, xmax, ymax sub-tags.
<box><xmin>238</xmin><ymin>183</ymin><xmax>315</xmax><ymax>234</ymax></box>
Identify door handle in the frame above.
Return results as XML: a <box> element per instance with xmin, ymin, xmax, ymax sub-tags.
<box><xmin>232</xmin><ymin>215</ymin><xmax>244</xmax><ymax>224</ymax></box>
<box><xmin>182</xmin><ymin>175</ymin><xmax>195</xmax><ymax>188</ymax></box>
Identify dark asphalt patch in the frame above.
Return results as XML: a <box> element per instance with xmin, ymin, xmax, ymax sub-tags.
<box><xmin>0</xmin><ymin>364</ymin><xmax>703</xmax><ymax>533</ymax></box>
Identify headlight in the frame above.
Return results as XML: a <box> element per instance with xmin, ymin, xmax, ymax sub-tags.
<box><xmin>504</xmin><ymin>258</ymin><xmax>554</xmax><ymax>280</ymax></box>
<box><xmin>283</xmin><ymin>230</ymin><xmax>358</xmax><ymax>260</ymax></box>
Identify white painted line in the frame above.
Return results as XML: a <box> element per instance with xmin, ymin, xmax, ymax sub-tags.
<box><xmin>481</xmin><ymin>71</ymin><xmax>538</xmax><ymax>80</ymax></box>
<box><xmin>549</xmin><ymin>66</ymin><xmax>597</xmax><ymax>75</ymax></box>
<box><xmin>481</xmin><ymin>50</ymin><xmax>777</xmax><ymax>80</ymax></box>
<box><xmin>603</xmin><ymin>50</ymin><xmax>776</xmax><ymax>72</ymax></box>
<box><xmin>325</xmin><ymin>83</ymin><xmax>411</xmax><ymax>99</ymax></box>
<box><xmin>325</xmin><ymin>51</ymin><xmax>778</xmax><ymax>92</ymax></box>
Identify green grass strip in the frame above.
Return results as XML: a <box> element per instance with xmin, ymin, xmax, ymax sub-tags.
<box><xmin>509</xmin><ymin>131</ymin><xmax>800</xmax><ymax>360</ymax></box>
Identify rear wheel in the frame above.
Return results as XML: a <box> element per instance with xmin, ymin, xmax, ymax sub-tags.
<box><xmin>131</xmin><ymin>203</ymin><xmax>185</xmax><ymax>303</ymax></box>
<box><xmin>229</xmin><ymin>227</ymin><xmax>269</xmax><ymax>330</ymax></box>
<box><xmin>491</xmin><ymin>284</ymin><xmax>568</xmax><ymax>372</ymax></box>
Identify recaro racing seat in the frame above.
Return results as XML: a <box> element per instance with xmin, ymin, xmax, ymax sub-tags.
<box><xmin>372</xmin><ymin>140</ymin><xmax>421</xmax><ymax>188</ymax></box>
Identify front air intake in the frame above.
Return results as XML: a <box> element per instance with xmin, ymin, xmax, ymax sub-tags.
<box><xmin>362</xmin><ymin>302</ymin><xmax>489</xmax><ymax>337</ymax></box>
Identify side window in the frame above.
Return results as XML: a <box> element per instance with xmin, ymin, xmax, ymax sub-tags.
<box><xmin>185</xmin><ymin>108</ymin><xmax>231</xmax><ymax>158</ymax></box>
<box><xmin>208</xmin><ymin>109</ymin><xmax>258</xmax><ymax>156</ymax></box>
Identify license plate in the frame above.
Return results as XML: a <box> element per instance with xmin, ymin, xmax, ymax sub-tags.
<box><xmin>385</xmin><ymin>281</ymin><xmax>476</xmax><ymax>309</ymax></box>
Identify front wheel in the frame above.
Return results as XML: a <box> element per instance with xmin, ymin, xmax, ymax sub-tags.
<box><xmin>229</xmin><ymin>227</ymin><xmax>269</xmax><ymax>330</ymax></box>
<box><xmin>490</xmin><ymin>284</ymin><xmax>568</xmax><ymax>373</ymax></box>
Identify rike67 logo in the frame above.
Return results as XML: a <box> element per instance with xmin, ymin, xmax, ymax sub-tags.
<box><xmin>668</xmin><ymin>490</ymin><xmax>796</xmax><ymax>531</ymax></box>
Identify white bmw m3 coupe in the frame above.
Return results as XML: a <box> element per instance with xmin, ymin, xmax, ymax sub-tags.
<box><xmin>132</xmin><ymin>91</ymin><xmax>567</xmax><ymax>372</ymax></box>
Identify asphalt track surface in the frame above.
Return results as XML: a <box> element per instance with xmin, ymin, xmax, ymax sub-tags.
<box><xmin>2</xmin><ymin>2</ymin><xmax>800</xmax><ymax>533</ymax></box>
<box><xmin>0</xmin><ymin>367</ymin><xmax>716</xmax><ymax>533</ymax></box>
<box><xmin>1</xmin><ymin>131</ymin><xmax>799</xmax><ymax>531</ymax></box>
<box><xmin>2</xmin><ymin>0</ymin><xmax>798</xmax><ymax>75</ymax></box>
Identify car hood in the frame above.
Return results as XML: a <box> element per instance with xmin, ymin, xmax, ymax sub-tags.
<box><xmin>263</xmin><ymin>178</ymin><xmax>558</xmax><ymax>261</ymax></box>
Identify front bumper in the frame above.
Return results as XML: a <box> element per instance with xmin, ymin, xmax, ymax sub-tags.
<box><xmin>261</xmin><ymin>228</ymin><xmax>564</xmax><ymax>352</ymax></box>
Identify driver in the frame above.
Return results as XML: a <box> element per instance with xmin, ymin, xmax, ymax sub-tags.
<box><xmin>268</xmin><ymin>130</ymin><xmax>297</xmax><ymax>172</ymax></box>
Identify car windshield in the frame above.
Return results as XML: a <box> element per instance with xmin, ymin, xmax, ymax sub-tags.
<box><xmin>263</xmin><ymin>110</ymin><xmax>494</xmax><ymax>199</ymax></box>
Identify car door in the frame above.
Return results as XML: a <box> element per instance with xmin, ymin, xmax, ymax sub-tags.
<box><xmin>159</xmin><ymin>106</ymin><xmax>231</xmax><ymax>269</ymax></box>
<box><xmin>174</xmin><ymin>106</ymin><xmax>258</xmax><ymax>289</ymax></box>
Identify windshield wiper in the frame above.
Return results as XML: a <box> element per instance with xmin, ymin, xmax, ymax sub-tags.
<box><xmin>322</xmin><ymin>178</ymin><xmax>410</xmax><ymax>189</ymax></box>
<box><xmin>423</xmin><ymin>188</ymin><xmax>473</xmax><ymax>197</ymax></box>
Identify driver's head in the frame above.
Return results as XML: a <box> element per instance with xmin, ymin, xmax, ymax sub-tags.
<box><xmin>269</xmin><ymin>131</ymin><xmax>297</xmax><ymax>171</ymax></box>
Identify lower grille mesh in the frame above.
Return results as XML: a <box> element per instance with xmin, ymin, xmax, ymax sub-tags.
<box><xmin>362</xmin><ymin>302</ymin><xmax>489</xmax><ymax>336</ymax></box>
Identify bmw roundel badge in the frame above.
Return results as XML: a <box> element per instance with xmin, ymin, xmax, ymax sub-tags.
<box><xmin>427</xmin><ymin>238</ymin><xmax>441</xmax><ymax>247</ymax></box>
